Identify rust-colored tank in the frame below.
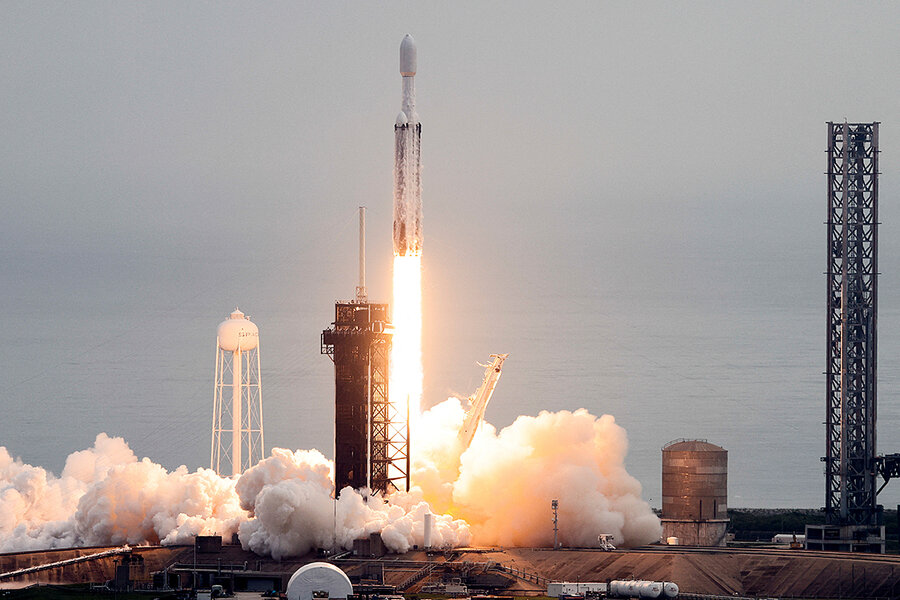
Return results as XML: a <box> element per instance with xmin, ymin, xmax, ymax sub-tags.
<box><xmin>661</xmin><ymin>439</ymin><xmax>728</xmax><ymax>546</ymax></box>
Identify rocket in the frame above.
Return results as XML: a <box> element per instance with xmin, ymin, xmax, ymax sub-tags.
<box><xmin>393</xmin><ymin>34</ymin><xmax>422</xmax><ymax>256</ymax></box>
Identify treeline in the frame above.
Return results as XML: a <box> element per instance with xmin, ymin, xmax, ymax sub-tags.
<box><xmin>727</xmin><ymin>508</ymin><xmax>900</xmax><ymax>551</ymax></box>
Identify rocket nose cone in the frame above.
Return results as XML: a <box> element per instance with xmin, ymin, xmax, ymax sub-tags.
<box><xmin>400</xmin><ymin>34</ymin><xmax>417</xmax><ymax>76</ymax></box>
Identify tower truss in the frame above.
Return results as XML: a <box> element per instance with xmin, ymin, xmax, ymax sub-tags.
<box><xmin>322</xmin><ymin>302</ymin><xmax>409</xmax><ymax>495</ymax></box>
<box><xmin>824</xmin><ymin>121</ymin><xmax>880</xmax><ymax>526</ymax></box>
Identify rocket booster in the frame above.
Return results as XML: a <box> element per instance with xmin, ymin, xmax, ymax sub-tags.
<box><xmin>393</xmin><ymin>34</ymin><xmax>422</xmax><ymax>256</ymax></box>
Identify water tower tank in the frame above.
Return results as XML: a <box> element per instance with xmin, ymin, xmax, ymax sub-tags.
<box><xmin>661</xmin><ymin>439</ymin><xmax>728</xmax><ymax>546</ymax></box>
<box><xmin>217</xmin><ymin>309</ymin><xmax>259</xmax><ymax>352</ymax></box>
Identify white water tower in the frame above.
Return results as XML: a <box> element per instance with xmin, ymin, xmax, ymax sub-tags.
<box><xmin>211</xmin><ymin>309</ymin><xmax>264</xmax><ymax>476</ymax></box>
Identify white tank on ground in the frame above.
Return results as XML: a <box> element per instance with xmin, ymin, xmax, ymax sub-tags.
<box><xmin>638</xmin><ymin>581</ymin><xmax>662</xmax><ymax>598</ymax></box>
<box><xmin>609</xmin><ymin>580</ymin><xmax>678</xmax><ymax>599</ymax></box>
<box><xmin>286</xmin><ymin>562</ymin><xmax>352</xmax><ymax>600</ymax></box>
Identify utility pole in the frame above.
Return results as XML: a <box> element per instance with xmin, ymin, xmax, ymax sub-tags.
<box><xmin>551</xmin><ymin>499</ymin><xmax>559</xmax><ymax>550</ymax></box>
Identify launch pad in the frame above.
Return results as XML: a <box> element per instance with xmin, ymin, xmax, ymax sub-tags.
<box><xmin>6</xmin><ymin>543</ymin><xmax>900</xmax><ymax>598</ymax></box>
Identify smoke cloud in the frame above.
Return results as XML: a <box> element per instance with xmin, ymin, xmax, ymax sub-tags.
<box><xmin>234</xmin><ymin>448</ymin><xmax>470</xmax><ymax>559</ymax></box>
<box><xmin>410</xmin><ymin>399</ymin><xmax>661</xmax><ymax>548</ymax></box>
<box><xmin>0</xmin><ymin>403</ymin><xmax>658</xmax><ymax>557</ymax></box>
<box><xmin>0</xmin><ymin>434</ymin><xmax>469</xmax><ymax>558</ymax></box>
<box><xmin>0</xmin><ymin>434</ymin><xmax>243</xmax><ymax>552</ymax></box>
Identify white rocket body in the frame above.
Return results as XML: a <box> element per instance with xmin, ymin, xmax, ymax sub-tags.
<box><xmin>393</xmin><ymin>34</ymin><xmax>423</xmax><ymax>256</ymax></box>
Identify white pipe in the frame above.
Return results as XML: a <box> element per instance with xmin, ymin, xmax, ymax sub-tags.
<box><xmin>424</xmin><ymin>512</ymin><xmax>433</xmax><ymax>549</ymax></box>
<box><xmin>357</xmin><ymin>207</ymin><xmax>367</xmax><ymax>302</ymax></box>
<box><xmin>232</xmin><ymin>348</ymin><xmax>242</xmax><ymax>476</ymax></box>
<box><xmin>360</xmin><ymin>207</ymin><xmax>365</xmax><ymax>291</ymax></box>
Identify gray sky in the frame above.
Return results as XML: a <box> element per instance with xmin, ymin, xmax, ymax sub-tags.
<box><xmin>3</xmin><ymin>2</ymin><xmax>900</xmax><ymax>508</ymax></box>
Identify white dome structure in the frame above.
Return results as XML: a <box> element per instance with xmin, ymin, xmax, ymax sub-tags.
<box><xmin>286</xmin><ymin>563</ymin><xmax>352</xmax><ymax>600</ymax></box>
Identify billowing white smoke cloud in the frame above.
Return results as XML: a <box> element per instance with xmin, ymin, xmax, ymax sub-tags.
<box><xmin>0</xmin><ymin>402</ymin><xmax>657</xmax><ymax>556</ymax></box>
<box><xmin>234</xmin><ymin>448</ymin><xmax>470</xmax><ymax>559</ymax></box>
<box><xmin>0</xmin><ymin>435</ymin><xmax>469</xmax><ymax>558</ymax></box>
<box><xmin>72</xmin><ymin>459</ymin><xmax>243</xmax><ymax>547</ymax></box>
<box><xmin>410</xmin><ymin>399</ymin><xmax>661</xmax><ymax>548</ymax></box>
<box><xmin>0</xmin><ymin>434</ymin><xmax>243</xmax><ymax>552</ymax></box>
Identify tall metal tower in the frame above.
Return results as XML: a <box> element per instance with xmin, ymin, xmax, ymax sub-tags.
<box><xmin>825</xmin><ymin>121</ymin><xmax>879</xmax><ymax>526</ymax></box>
<box><xmin>211</xmin><ymin>309</ymin><xmax>264</xmax><ymax>477</ymax></box>
<box><xmin>808</xmin><ymin>122</ymin><xmax>885</xmax><ymax>552</ymax></box>
<box><xmin>321</xmin><ymin>208</ymin><xmax>410</xmax><ymax>495</ymax></box>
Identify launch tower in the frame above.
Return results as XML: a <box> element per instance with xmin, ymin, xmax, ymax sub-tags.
<box><xmin>322</xmin><ymin>208</ymin><xmax>410</xmax><ymax>494</ymax></box>
<box><xmin>807</xmin><ymin>122</ymin><xmax>885</xmax><ymax>552</ymax></box>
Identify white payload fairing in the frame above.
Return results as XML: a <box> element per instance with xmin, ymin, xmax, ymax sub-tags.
<box><xmin>393</xmin><ymin>34</ymin><xmax>422</xmax><ymax>256</ymax></box>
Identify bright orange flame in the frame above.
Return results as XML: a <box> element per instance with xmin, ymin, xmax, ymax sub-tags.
<box><xmin>391</xmin><ymin>253</ymin><xmax>423</xmax><ymax>435</ymax></box>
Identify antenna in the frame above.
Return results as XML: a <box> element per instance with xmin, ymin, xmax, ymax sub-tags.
<box><xmin>552</xmin><ymin>499</ymin><xmax>559</xmax><ymax>550</ymax></box>
<box><xmin>356</xmin><ymin>207</ymin><xmax>367</xmax><ymax>303</ymax></box>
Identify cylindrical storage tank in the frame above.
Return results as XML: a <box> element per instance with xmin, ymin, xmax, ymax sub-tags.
<box><xmin>662</xmin><ymin>440</ymin><xmax>727</xmax><ymax>520</ymax></box>
<box><xmin>217</xmin><ymin>309</ymin><xmax>259</xmax><ymax>352</ymax></box>
<box><xmin>613</xmin><ymin>581</ymin><xmax>638</xmax><ymax>597</ymax></box>
<box><xmin>286</xmin><ymin>563</ymin><xmax>352</xmax><ymax>600</ymax></box>
<box><xmin>423</xmin><ymin>512</ymin><xmax>433</xmax><ymax>548</ymax></box>
<box><xmin>662</xmin><ymin>582</ymin><xmax>679</xmax><ymax>598</ymax></box>
<box><xmin>638</xmin><ymin>581</ymin><xmax>662</xmax><ymax>598</ymax></box>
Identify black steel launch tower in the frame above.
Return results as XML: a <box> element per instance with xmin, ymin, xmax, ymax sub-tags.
<box><xmin>322</xmin><ymin>301</ymin><xmax>399</xmax><ymax>493</ymax></box>
<box><xmin>321</xmin><ymin>206</ymin><xmax>410</xmax><ymax>496</ymax></box>
<box><xmin>808</xmin><ymin>122</ymin><xmax>887</xmax><ymax>552</ymax></box>
<box><xmin>824</xmin><ymin>121</ymin><xmax>880</xmax><ymax>527</ymax></box>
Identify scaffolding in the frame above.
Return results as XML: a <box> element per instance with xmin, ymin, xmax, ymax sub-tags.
<box><xmin>322</xmin><ymin>303</ymin><xmax>409</xmax><ymax>495</ymax></box>
<box><xmin>824</xmin><ymin>121</ymin><xmax>880</xmax><ymax>527</ymax></box>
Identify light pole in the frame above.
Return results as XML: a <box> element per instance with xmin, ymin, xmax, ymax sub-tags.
<box><xmin>551</xmin><ymin>499</ymin><xmax>559</xmax><ymax>550</ymax></box>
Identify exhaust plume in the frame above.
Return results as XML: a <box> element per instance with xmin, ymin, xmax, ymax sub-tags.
<box><xmin>0</xmin><ymin>402</ymin><xmax>658</xmax><ymax>556</ymax></box>
<box><xmin>0</xmin><ymin>434</ymin><xmax>469</xmax><ymax>558</ymax></box>
<box><xmin>409</xmin><ymin>399</ymin><xmax>662</xmax><ymax>548</ymax></box>
<box><xmin>235</xmin><ymin>448</ymin><xmax>470</xmax><ymax>559</ymax></box>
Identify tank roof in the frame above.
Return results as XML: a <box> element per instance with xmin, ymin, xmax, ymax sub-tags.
<box><xmin>663</xmin><ymin>438</ymin><xmax>725</xmax><ymax>452</ymax></box>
